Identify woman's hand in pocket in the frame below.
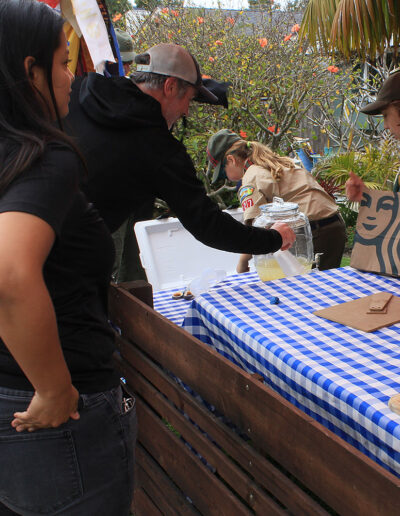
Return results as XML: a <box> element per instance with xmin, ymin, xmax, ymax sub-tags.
<box><xmin>11</xmin><ymin>384</ymin><xmax>80</xmax><ymax>432</ymax></box>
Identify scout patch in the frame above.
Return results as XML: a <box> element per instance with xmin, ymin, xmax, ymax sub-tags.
<box><xmin>242</xmin><ymin>198</ymin><xmax>254</xmax><ymax>210</ymax></box>
<box><xmin>238</xmin><ymin>185</ymin><xmax>254</xmax><ymax>204</ymax></box>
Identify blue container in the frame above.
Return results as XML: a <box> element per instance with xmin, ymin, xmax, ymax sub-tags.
<box><xmin>296</xmin><ymin>149</ymin><xmax>313</xmax><ymax>172</ymax></box>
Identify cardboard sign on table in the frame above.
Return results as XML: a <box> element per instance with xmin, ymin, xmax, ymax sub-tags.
<box><xmin>350</xmin><ymin>189</ymin><xmax>400</xmax><ymax>277</ymax></box>
<box><xmin>314</xmin><ymin>292</ymin><xmax>400</xmax><ymax>332</ymax></box>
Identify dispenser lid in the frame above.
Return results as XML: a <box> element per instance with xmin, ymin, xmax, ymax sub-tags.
<box><xmin>261</xmin><ymin>196</ymin><xmax>299</xmax><ymax>214</ymax></box>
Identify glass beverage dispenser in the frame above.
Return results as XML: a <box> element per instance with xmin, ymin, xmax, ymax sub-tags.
<box><xmin>252</xmin><ymin>197</ymin><xmax>314</xmax><ymax>281</ymax></box>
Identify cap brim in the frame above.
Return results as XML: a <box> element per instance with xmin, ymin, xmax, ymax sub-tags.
<box><xmin>195</xmin><ymin>85</ymin><xmax>218</xmax><ymax>103</ymax></box>
<box><xmin>360</xmin><ymin>100</ymin><xmax>388</xmax><ymax>115</ymax></box>
<box><xmin>120</xmin><ymin>50</ymin><xmax>136</xmax><ymax>62</ymax></box>
<box><xmin>209</xmin><ymin>161</ymin><xmax>228</xmax><ymax>183</ymax></box>
<box><xmin>208</xmin><ymin>160</ymin><xmax>220</xmax><ymax>183</ymax></box>
<box><xmin>194</xmin><ymin>79</ymin><xmax>231</xmax><ymax>107</ymax></box>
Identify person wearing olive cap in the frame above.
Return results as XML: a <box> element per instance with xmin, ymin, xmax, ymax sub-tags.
<box><xmin>346</xmin><ymin>71</ymin><xmax>400</xmax><ymax>202</ymax></box>
<box><xmin>207</xmin><ymin>129</ymin><xmax>345</xmax><ymax>271</ymax></box>
<box><xmin>115</xmin><ymin>28</ymin><xmax>136</xmax><ymax>75</ymax></box>
<box><xmin>104</xmin><ymin>28</ymin><xmax>136</xmax><ymax>78</ymax></box>
<box><xmin>65</xmin><ymin>44</ymin><xmax>296</xmax><ymax>281</ymax></box>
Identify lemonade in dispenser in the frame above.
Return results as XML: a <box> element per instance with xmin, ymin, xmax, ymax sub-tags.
<box><xmin>252</xmin><ymin>197</ymin><xmax>313</xmax><ymax>281</ymax></box>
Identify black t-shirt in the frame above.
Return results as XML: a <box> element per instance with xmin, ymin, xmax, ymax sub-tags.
<box><xmin>0</xmin><ymin>142</ymin><xmax>119</xmax><ymax>393</ymax></box>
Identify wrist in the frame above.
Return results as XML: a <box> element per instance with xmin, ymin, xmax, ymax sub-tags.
<box><xmin>36</xmin><ymin>377</ymin><xmax>73</xmax><ymax>400</ymax></box>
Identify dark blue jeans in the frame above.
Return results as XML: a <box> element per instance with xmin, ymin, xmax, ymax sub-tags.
<box><xmin>0</xmin><ymin>384</ymin><xmax>137</xmax><ymax>515</ymax></box>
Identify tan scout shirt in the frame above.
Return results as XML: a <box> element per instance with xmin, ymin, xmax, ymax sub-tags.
<box><xmin>238</xmin><ymin>164</ymin><xmax>338</xmax><ymax>223</ymax></box>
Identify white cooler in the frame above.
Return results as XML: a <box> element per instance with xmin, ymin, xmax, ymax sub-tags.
<box><xmin>134</xmin><ymin>208</ymin><xmax>249</xmax><ymax>291</ymax></box>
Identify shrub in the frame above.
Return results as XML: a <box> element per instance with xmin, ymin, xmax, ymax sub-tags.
<box><xmin>313</xmin><ymin>133</ymin><xmax>400</xmax><ymax>191</ymax></box>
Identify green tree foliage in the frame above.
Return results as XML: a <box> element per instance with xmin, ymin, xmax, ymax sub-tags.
<box><xmin>105</xmin><ymin>0</ymin><xmax>132</xmax><ymax>17</ymax></box>
<box><xmin>248</xmin><ymin>0</ymin><xmax>276</xmax><ymax>11</ymax></box>
<box><xmin>283</xmin><ymin>0</ymin><xmax>308</xmax><ymax>11</ymax></box>
<box><xmin>314</xmin><ymin>134</ymin><xmax>400</xmax><ymax>191</ymax></box>
<box><xmin>134</xmin><ymin>0</ymin><xmax>160</xmax><ymax>9</ymax></box>
<box><xmin>130</xmin><ymin>0</ymin><xmax>183</xmax><ymax>9</ymax></box>
<box><xmin>126</xmin><ymin>8</ymin><xmax>355</xmax><ymax>206</ymax></box>
<box><xmin>300</xmin><ymin>0</ymin><xmax>400</xmax><ymax>61</ymax></box>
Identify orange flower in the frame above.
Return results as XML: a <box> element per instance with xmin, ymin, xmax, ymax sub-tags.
<box><xmin>171</xmin><ymin>9</ymin><xmax>179</xmax><ymax>17</ymax></box>
<box><xmin>268</xmin><ymin>125</ymin><xmax>280</xmax><ymax>134</ymax></box>
<box><xmin>202</xmin><ymin>74</ymin><xmax>211</xmax><ymax>79</ymax></box>
<box><xmin>239</xmin><ymin>130</ymin><xmax>247</xmax><ymax>139</ymax></box>
<box><xmin>267</xmin><ymin>108</ymin><xmax>272</xmax><ymax>115</ymax></box>
<box><xmin>283</xmin><ymin>34</ymin><xmax>292</xmax><ymax>42</ymax></box>
<box><xmin>215</xmin><ymin>40</ymin><xmax>223</xmax><ymax>46</ymax></box>
<box><xmin>112</xmin><ymin>13</ymin><xmax>122</xmax><ymax>22</ymax></box>
<box><xmin>226</xmin><ymin>17</ymin><xmax>235</xmax><ymax>26</ymax></box>
<box><xmin>161</xmin><ymin>7</ymin><xmax>169</xmax><ymax>14</ymax></box>
<box><xmin>209</xmin><ymin>56</ymin><xmax>215</xmax><ymax>62</ymax></box>
<box><xmin>259</xmin><ymin>38</ymin><xmax>268</xmax><ymax>48</ymax></box>
<box><xmin>168</xmin><ymin>32</ymin><xmax>174</xmax><ymax>40</ymax></box>
<box><xmin>197</xmin><ymin>17</ymin><xmax>204</xmax><ymax>24</ymax></box>
<box><xmin>41</xmin><ymin>0</ymin><xmax>59</xmax><ymax>7</ymax></box>
<box><xmin>291</xmin><ymin>24</ymin><xmax>301</xmax><ymax>32</ymax></box>
<box><xmin>327</xmin><ymin>65</ymin><xmax>339</xmax><ymax>73</ymax></box>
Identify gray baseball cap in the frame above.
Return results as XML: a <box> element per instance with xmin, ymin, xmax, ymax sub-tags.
<box><xmin>360</xmin><ymin>71</ymin><xmax>400</xmax><ymax>115</ymax></box>
<box><xmin>115</xmin><ymin>28</ymin><xmax>135</xmax><ymax>63</ymax></box>
<box><xmin>135</xmin><ymin>43</ymin><xmax>217</xmax><ymax>103</ymax></box>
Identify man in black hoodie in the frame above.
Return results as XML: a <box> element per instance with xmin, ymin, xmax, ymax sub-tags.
<box><xmin>65</xmin><ymin>43</ymin><xmax>295</xmax><ymax>277</ymax></box>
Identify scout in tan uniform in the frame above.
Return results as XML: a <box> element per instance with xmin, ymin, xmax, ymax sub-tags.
<box><xmin>207</xmin><ymin>129</ymin><xmax>346</xmax><ymax>271</ymax></box>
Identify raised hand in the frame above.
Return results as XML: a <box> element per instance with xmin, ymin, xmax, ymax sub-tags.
<box><xmin>346</xmin><ymin>171</ymin><xmax>365</xmax><ymax>202</ymax></box>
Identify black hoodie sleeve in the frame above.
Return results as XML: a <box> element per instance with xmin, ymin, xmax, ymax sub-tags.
<box><xmin>67</xmin><ymin>74</ymin><xmax>281</xmax><ymax>253</ymax></box>
<box><xmin>151</xmin><ymin>143</ymin><xmax>282</xmax><ymax>255</ymax></box>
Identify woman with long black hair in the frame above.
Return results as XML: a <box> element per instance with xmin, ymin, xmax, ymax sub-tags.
<box><xmin>0</xmin><ymin>1</ymin><xmax>136</xmax><ymax>514</ymax></box>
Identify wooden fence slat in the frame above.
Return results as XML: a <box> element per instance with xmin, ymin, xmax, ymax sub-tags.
<box><xmin>132</xmin><ymin>487</ymin><xmax>163</xmax><ymax>516</ymax></box>
<box><xmin>122</xmin><ymin>357</ymin><xmax>286</xmax><ymax>515</ymax></box>
<box><xmin>110</xmin><ymin>286</ymin><xmax>400</xmax><ymax>516</ymax></box>
<box><xmin>116</xmin><ymin>342</ymin><xmax>328</xmax><ymax>516</ymax></box>
<box><xmin>136</xmin><ymin>445</ymin><xmax>200</xmax><ymax>516</ymax></box>
<box><xmin>114</xmin><ymin>280</ymin><xmax>154</xmax><ymax>308</ymax></box>
<box><xmin>136</xmin><ymin>398</ymin><xmax>253</xmax><ymax>516</ymax></box>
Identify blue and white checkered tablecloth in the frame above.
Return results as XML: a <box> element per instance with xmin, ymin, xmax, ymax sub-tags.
<box><xmin>153</xmin><ymin>273</ymin><xmax>254</xmax><ymax>326</ymax></box>
<box><xmin>153</xmin><ymin>267</ymin><xmax>400</xmax><ymax>477</ymax></box>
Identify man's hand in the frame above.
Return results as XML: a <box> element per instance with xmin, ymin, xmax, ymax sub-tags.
<box><xmin>12</xmin><ymin>384</ymin><xmax>80</xmax><ymax>432</ymax></box>
<box><xmin>346</xmin><ymin>171</ymin><xmax>365</xmax><ymax>202</ymax></box>
<box><xmin>271</xmin><ymin>222</ymin><xmax>296</xmax><ymax>251</ymax></box>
